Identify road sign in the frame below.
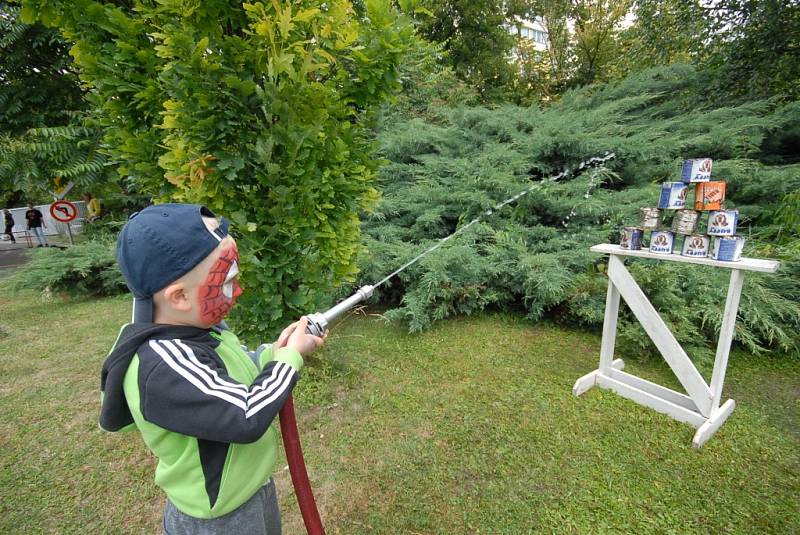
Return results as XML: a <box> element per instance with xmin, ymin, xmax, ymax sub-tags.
<box><xmin>50</xmin><ymin>180</ymin><xmax>75</xmax><ymax>200</ymax></box>
<box><xmin>50</xmin><ymin>200</ymin><xmax>78</xmax><ymax>223</ymax></box>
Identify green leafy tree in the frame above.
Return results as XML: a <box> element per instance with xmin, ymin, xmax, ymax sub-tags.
<box><xmin>703</xmin><ymin>0</ymin><xmax>800</xmax><ymax>99</ymax></box>
<box><xmin>417</xmin><ymin>0</ymin><xmax>526</xmax><ymax>101</ymax></box>
<box><xmin>616</xmin><ymin>0</ymin><xmax>706</xmax><ymax>74</ymax></box>
<box><xmin>571</xmin><ymin>0</ymin><xmax>630</xmax><ymax>86</ymax></box>
<box><xmin>0</xmin><ymin>2</ymin><xmax>82</xmax><ymax>135</ymax></box>
<box><xmin>0</xmin><ymin>123</ymin><xmax>111</xmax><ymax>205</ymax></box>
<box><xmin>0</xmin><ymin>2</ymin><xmax>92</xmax><ymax>205</ymax></box>
<box><xmin>510</xmin><ymin>36</ymin><xmax>557</xmax><ymax>103</ymax></box>
<box><xmin>617</xmin><ymin>0</ymin><xmax>799</xmax><ymax>100</ymax></box>
<box><xmin>514</xmin><ymin>0</ymin><xmax>574</xmax><ymax>100</ymax></box>
<box><xmin>22</xmin><ymin>0</ymin><xmax>414</xmax><ymax>338</ymax></box>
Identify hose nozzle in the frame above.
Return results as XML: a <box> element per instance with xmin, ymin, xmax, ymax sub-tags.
<box><xmin>306</xmin><ymin>285</ymin><xmax>374</xmax><ymax>337</ymax></box>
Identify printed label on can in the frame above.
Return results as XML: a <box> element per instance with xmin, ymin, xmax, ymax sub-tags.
<box><xmin>681</xmin><ymin>235</ymin><xmax>709</xmax><ymax>257</ymax></box>
<box><xmin>681</xmin><ymin>158</ymin><xmax>713</xmax><ymax>183</ymax></box>
<box><xmin>620</xmin><ymin>227</ymin><xmax>643</xmax><ymax>250</ymax></box>
<box><xmin>695</xmin><ymin>181</ymin><xmax>726</xmax><ymax>211</ymax></box>
<box><xmin>711</xmin><ymin>236</ymin><xmax>745</xmax><ymax>261</ymax></box>
<box><xmin>707</xmin><ymin>209</ymin><xmax>739</xmax><ymax>236</ymax></box>
<box><xmin>649</xmin><ymin>230</ymin><xmax>674</xmax><ymax>254</ymax></box>
<box><xmin>659</xmin><ymin>183</ymin><xmax>688</xmax><ymax>209</ymax></box>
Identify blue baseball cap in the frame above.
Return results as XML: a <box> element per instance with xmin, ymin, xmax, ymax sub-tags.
<box><xmin>117</xmin><ymin>204</ymin><xmax>230</xmax><ymax>300</ymax></box>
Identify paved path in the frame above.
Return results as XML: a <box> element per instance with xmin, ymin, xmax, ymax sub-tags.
<box><xmin>0</xmin><ymin>242</ymin><xmax>32</xmax><ymax>268</ymax></box>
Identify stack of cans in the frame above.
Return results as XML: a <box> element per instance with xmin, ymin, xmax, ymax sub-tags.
<box><xmin>618</xmin><ymin>158</ymin><xmax>745</xmax><ymax>261</ymax></box>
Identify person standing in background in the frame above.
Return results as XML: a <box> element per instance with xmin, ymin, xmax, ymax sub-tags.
<box><xmin>3</xmin><ymin>209</ymin><xmax>16</xmax><ymax>243</ymax></box>
<box><xmin>25</xmin><ymin>203</ymin><xmax>48</xmax><ymax>247</ymax></box>
<box><xmin>83</xmin><ymin>192</ymin><xmax>102</xmax><ymax>222</ymax></box>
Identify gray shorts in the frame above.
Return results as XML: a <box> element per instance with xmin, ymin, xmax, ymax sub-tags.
<box><xmin>163</xmin><ymin>478</ymin><xmax>281</xmax><ymax>535</ymax></box>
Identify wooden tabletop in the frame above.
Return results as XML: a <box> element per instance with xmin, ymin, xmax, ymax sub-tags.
<box><xmin>591</xmin><ymin>243</ymin><xmax>780</xmax><ymax>273</ymax></box>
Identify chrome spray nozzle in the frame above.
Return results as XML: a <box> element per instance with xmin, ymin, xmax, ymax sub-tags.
<box><xmin>305</xmin><ymin>285</ymin><xmax>374</xmax><ymax>337</ymax></box>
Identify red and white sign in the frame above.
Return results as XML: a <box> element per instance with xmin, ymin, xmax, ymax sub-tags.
<box><xmin>50</xmin><ymin>200</ymin><xmax>78</xmax><ymax>223</ymax></box>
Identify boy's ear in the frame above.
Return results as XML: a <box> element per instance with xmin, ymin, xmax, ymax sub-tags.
<box><xmin>161</xmin><ymin>282</ymin><xmax>192</xmax><ymax>312</ymax></box>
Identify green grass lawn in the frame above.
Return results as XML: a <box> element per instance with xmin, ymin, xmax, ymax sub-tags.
<box><xmin>0</xmin><ymin>291</ymin><xmax>798</xmax><ymax>534</ymax></box>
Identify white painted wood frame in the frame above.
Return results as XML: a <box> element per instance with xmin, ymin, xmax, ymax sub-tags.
<box><xmin>573</xmin><ymin>244</ymin><xmax>780</xmax><ymax>449</ymax></box>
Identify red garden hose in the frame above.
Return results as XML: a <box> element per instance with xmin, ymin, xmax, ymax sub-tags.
<box><xmin>279</xmin><ymin>394</ymin><xmax>326</xmax><ymax>535</ymax></box>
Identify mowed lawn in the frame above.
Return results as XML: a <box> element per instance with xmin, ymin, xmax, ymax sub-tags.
<box><xmin>0</xmin><ymin>291</ymin><xmax>798</xmax><ymax>534</ymax></box>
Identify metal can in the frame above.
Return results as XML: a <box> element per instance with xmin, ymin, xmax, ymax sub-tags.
<box><xmin>639</xmin><ymin>207</ymin><xmax>661</xmax><ymax>230</ymax></box>
<box><xmin>694</xmin><ymin>181</ymin><xmax>726</xmax><ymax>211</ymax></box>
<box><xmin>681</xmin><ymin>234</ymin><xmax>709</xmax><ymax>257</ymax></box>
<box><xmin>710</xmin><ymin>236</ymin><xmax>745</xmax><ymax>261</ymax></box>
<box><xmin>706</xmin><ymin>209</ymin><xmax>739</xmax><ymax>236</ymax></box>
<box><xmin>681</xmin><ymin>158</ymin><xmax>713</xmax><ymax>183</ymax></box>
<box><xmin>619</xmin><ymin>227</ymin><xmax>643</xmax><ymax>250</ymax></box>
<box><xmin>659</xmin><ymin>182</ymin><xmax>688</xmax><ymax>209</ymax></box>
<box><xmin>649</xmin><ymin>230</ymin><xmax>675</xmax><ymax>254</ymax></box>
<box><xmin>671</xmin><ymin>209</ymin><xmax>699</xmax><ymax>235</ymax></box>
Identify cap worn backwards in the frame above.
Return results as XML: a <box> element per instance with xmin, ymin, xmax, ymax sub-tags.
<box><xmin>117</xmin><ymin>204</ymin><xmax>230</xmax><ymax>298</ymax></box>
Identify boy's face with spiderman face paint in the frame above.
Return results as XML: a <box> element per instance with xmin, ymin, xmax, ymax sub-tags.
<box><xmin>197</xmin><ymin>243</ymin><xmax>243</xmax><ymax>326</ymax></box>
<box><xmin>151</xmin><ymin>217</ymin><xmax>244</xmax><ymax>329</ymax></box>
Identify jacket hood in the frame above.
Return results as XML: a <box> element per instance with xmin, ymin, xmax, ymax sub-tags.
<box><xmin>99</xmin><ymin>323</ymin><xmax>216</xmax><ymax>432</ymax></box>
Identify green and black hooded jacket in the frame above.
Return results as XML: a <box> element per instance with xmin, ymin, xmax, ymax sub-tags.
<box><xmin>100</xmin><ymin>323</ymin><xmax>303</xmax><ymax>518</ymax></box>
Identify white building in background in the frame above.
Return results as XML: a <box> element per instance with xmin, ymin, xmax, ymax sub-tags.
<box><xmin>512</xmin><ymin>17</ymin><xmax>549</xmax><ymax>51</ymax></box>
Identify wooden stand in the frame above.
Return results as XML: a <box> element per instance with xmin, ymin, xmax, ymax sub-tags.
<box><xmin>573</xmin><ymin>244</ymin><xmax>780</xmax><ymax>448</ymax></box>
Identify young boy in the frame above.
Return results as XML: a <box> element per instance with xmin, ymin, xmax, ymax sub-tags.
<box><xmin>100</xmin><ymin>203</ymin><xmax>324</xmax><ymax>534</ymax></box>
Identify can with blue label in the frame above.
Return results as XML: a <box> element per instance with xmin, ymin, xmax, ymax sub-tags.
<box><xmin>681</xmin><ymin>234</ymin><xmax>709</xmax><ymax>257</ymax></box>
<box><xmin>619</xmin><ymin>227</ymin><xmax>643</xmax><ymax>250</ymax></box>
<box><xmin>707</xmin><ymin>209</ymin><xmax>739</xmax><ymax>236</ymax></box>
<box><xmin>681</xmin><ymin>158</ymin><xmax>713</xmax><ymax>183</ymax></box>
<box><xmin>710</xmin><ymin>236</ymin><xmax>745</xmax><ymax>262</ymax></box>
<box><xmin>659</xmin><ymin>182</ymin><xmax>688</xmax><ymax>209</ymax></box>
<box><xmin>649</xmin><ymin>230</ymin><xmax>675</xmax><ymax>254</ymax></box>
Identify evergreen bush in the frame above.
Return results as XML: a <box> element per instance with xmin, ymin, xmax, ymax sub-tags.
<box><xmin>359</xmin><ymin>64</ymin><xmax>800</xmax><ymax>361</ymax></box>
<box><xmin>5</xmin><ymin>239</ymin><xmax>126</xmax><ymax>298</ymax></box>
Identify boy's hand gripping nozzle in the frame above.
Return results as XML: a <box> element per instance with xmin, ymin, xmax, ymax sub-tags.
<box><xmin>305</xmin><ymin>285</ymin><xmax>374</xmax><ymax>337</ymax></box>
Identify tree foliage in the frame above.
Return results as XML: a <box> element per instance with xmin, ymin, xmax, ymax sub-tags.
<box><xmin>0</xmin><ymin>2</ymin><xmax>92</xmax><ymax>205</ymax></box>
<box><xmin>408</xmin><ymin>0</ymin><xmax>799</xmax><ymax>103</ymax></box>
<box><xmin>0</xmin><ymin>121</ymin><xmax>112</xmax><ymax>201</ymax></box>
<box><xmin>22</xmin><ymin>0</ymin><xmax>414</xmax><ymax>338</ymax></box>
<box><xmin>617</xmin><ymin>0</ymin><xmax>705</xmax><ymax>73</ymax></box>
<box><xmin>416</xmin><ymin>0</ymin><xmax>529</xmax><ymax>102</ymax></box>
<box><xmin>619</xmin><ymin>0</ymin><xmax>800</xmax><ymax>100</ymax></box>
<box><xmin>0</xmin><ymin>2</ymin><xmax>82</xmax><ymax>135</ymax></box>
<box><xmin>571</xmin><ymin>0</ymin><xmax>629</xmax><ymax>86</ymax></box>
<box><xmin>703</xmin><ymin>0</ymin><xmax>800</xmax><ymax>99</ymax></box>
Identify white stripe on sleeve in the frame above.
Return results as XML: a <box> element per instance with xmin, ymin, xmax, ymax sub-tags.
<box><xmin>148</xmin><ymin>340</ymin><xmax>248</xmax><ymax>410</ymax></box>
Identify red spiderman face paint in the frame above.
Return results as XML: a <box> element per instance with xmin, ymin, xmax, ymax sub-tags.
<box><xmin>198</xmin><ymin>244</ymin><xmax>243</xmax><ymax>325</ymax></box>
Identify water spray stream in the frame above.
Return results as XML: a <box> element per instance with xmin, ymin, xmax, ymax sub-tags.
<box><xmin>306</xmin><ymin>150</ymin><xmax>616</xmax><ymax>337</ymax></box>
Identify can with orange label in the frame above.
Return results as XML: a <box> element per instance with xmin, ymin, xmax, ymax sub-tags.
<box><xmin>694</xmin><ymin>181</ymin><xmax>726</xmax><ymax>211</ymax></box>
